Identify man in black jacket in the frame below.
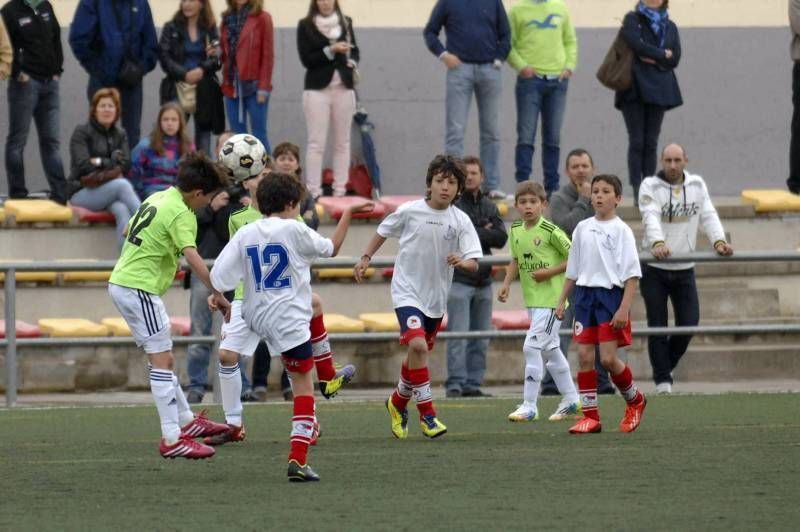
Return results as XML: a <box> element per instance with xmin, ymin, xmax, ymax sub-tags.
<box><xmin>1</xmin><ymin>0</ymin><xmax>67</xmax><ymax>203</ymax></box>
<box><xmin>445</xmin><ymin>156</ymin><xmax>507</xmax><ymax>397</ymax></box>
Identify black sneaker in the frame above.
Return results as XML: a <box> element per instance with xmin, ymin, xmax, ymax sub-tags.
<box><xmin>288</xmin><ymin>460</ymin><xmax>320</xmax><ymax>482</ymax></box>
<box><xmin>186</xmin><ymin>389</ymin><xmax>204</xmax><ymax>404</ymax></box>
<box><xmin>241</xmin><ymin>390</ymin><xmax>259</xmax><ymax>402</ymax></box>
<box><xmin>461</xmin><ymin>389</ymin><xmax>492</xmax><ymax>398</ymax></box>
<box><xmin>445</xmin><ymin>389</ymin><xmax>462</xmax><ymax>398</ymax></box>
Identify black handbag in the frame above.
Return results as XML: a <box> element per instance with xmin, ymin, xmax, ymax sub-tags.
<box><xmin>196</xmin><ymin>74</ymin><xmax>226</xmax><ymax>135</ymax></box>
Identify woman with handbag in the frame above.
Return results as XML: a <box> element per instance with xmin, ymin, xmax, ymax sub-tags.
<box><xmin>129</xmin><ymin>102</ymin><xmax>195</xmax><ymax>200</ymax></box>
<box><xmin>220</xmin><ymin>0</ymin><xmax>274</xmax><ymax>153</ymax></box>
<box><xmin>68</xmin><ymin>88</ymin><xmax>140</xmax><ymax>251</ymax></box>
<box><xmin>158</xmin><ymin>0</ymin><xmax>222</xmax><ymax>156</ymax></box>
<box><xmin>297</xmin><ymin>0</ymin><xmax>359</xmax><ymax>198</ymax></box>
<box><xmin>615</xmin><ymin>0</ymin><xmax>682</xmax><ymax>203</ymax></box>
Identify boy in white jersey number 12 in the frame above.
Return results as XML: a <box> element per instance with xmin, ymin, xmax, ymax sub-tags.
<box><xmin>556</xmin><ymin>175</ymin><xmax>647</xmax><ymax>434</ymax></box>
<box><xmin>354</xmin><ymin>155</ymin><xmax>483</xmax><ymax>439</ymax></box>
<box><xmin>210</xmin><ymin>173</ymin><xmax>373</xmax><ymax>481</ymax></box>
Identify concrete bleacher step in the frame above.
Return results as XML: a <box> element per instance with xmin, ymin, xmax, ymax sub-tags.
<box><xmin>673</xmin><ymin>344</ymin><xmax>800</xmax><ymax>381</ymax></box>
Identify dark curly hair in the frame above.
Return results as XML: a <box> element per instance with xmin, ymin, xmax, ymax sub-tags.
<box><xmin>256</xmin><ymin>172</ymin><xmax>307</xmax><ymax>216</ymax></box>
<box><xmin>425</xmin><ymin>155</ymin><xmax>466</xmax><ymax>202</ymax></box>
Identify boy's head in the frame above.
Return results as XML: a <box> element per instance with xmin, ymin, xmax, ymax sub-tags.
<box><xmin>591</xmin><ymin>174</ymin><xmax>623</xmax><ymax>215</ymax></box>
<box><xmin>176</xmin><ymin>152</ymin><xmax>229</xmax><ymax>211</ymax></box>
<box><xmin>462</xmin><ymin>156</ymin><xmax>484</xmax><ymax>195</ymax></box>
<box><xmin>273</xmin><ymin>142</ymin><xmax>302</xmax><ymax>177</ymax></box>
<box><xmin>514</xmin><ymin>181</ymin><xmax>547</xmax><ymax>222</ymax></box>
<box><xmin>256</xmin><ymin>172</ymin><xmax>306</xmax><ymax>217</ymax></box>
<box><xmin>425</xmin><ymin>155</ymin><xmax>466</xmax><ymax>206</ymax></box>
<box><xmin>242</xmin><ymin>160</ymin><xmax>272</xmax><ymax>195</ymax></box>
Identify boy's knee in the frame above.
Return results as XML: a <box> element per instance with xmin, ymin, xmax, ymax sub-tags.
<box><xmin>218</xmin><ymin>349</ymin><xmax>238</xmax><ymax>366</ymax></box>
<box><xmin>311</xmin><ymin>293</ymin><xmax>322</xmax><ymax>317</ymax></box>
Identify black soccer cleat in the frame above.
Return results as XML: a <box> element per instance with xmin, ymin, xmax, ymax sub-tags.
<box><xmin>288</xmin><ymin>460</ymin><xmax>320</xmax><ymax>482</ymax></box>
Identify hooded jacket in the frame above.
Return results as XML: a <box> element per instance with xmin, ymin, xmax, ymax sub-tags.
<box><xmin>638</xmin><ymin>171</ymin><xmax>726</xmax><ymax>271</ymax></box>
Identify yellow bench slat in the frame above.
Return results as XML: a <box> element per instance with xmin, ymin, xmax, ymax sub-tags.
<box><xmin>741</xmin><ymin>189</ymin><xmax>800</xmax><ymax>213</ymax></box>
<box><xmin>38</xmin><ymin>318</ymin><xmax>110</xmax><ymax>337</ymax></box>
<box><xmin>3</xmin><ymin>199</ymin><xmax>73</xmax><ymax>223</ymax></box>
<box><xmin>316</xmin><ymin>267</ymin><xmax>374</xmax><ymax>279</ymax></box>
<box><xmin>358</xmin><ymin>312</ymin><xmax>400</xmax><ymax>332</ymax></box>
<box><xmin>323</xmin><ymin>313</ymin><xmax>366</xmax><ymax>333</ymax></box>
<box><xmin>62</xmin><ymin>271</ymin><xmax>113</xmax><ymax>282</ymax></box>
<box><xmin>101</xmin><ymin>317</ymin><xmax>132</xmax><ymax>336</ymax></box>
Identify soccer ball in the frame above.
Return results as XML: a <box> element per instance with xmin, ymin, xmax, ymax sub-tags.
<box><xmin>218</xmin><ymin>134</ymin><xmax>269</xmax><ymax>182</ymax></box>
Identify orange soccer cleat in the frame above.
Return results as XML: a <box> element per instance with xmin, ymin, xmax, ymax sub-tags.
<box><xmin>569</xmin><ymin>416</ymin><xmax>602</xmax><ymax>434</ymax></box>
<box><xmin>620</xmin><ymin>396</ymin><xmax>647</xmax><ymax>433</ymax></box>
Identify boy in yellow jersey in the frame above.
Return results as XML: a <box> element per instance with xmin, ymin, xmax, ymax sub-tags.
<box><xmin>497</xmin><ymin>181</ymin><xmax>579</xmax><ymax>422</ymax></box>
<box><xmin>108</xmin><ymin>153</ymin><xmax>231</xmax><ymax>459</ymax></box>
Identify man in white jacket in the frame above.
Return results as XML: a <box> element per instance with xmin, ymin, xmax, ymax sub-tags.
<box><xmin>638</xmin><ymin>144</ymin><xmax>734</xmax><ymax>394</ymax></box>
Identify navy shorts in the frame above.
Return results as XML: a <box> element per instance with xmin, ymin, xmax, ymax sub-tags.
<box><xmin>395</xmin><ymin>306</ymin><xmax>443</xmax><ymax>351</ymax></box>
<box><xmin>572</xmin><ymin>286</ymin><xmax>632</xmax><ymax>347</ymax></box>
<box><xmin>281</xmin><ymin>340</ymin><xmax>313</xmax><ymax>373</ymax></box>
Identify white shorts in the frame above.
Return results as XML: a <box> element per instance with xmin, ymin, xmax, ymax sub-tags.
<box><xmin>108</xmin><ymin>283</ymin><xmax>172</xmax><ymax>354</ymax></box>
<box><xmin>525</xmin><ymin>307</ymin><xmax>562</xmax><ymax>351</ymax></box>
<box><xmin>219</xmin><ymin>300</ymin><xmax>263</xmax><ymax>357</ymax></box>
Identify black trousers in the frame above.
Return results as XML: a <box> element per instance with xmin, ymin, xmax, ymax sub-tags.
<box><xmin>789</xmin><ymin>62</ymin><xmax>800</xmax><ymax>193</ymax></box>
<box><xmin>640</xmin><ymin>265</ymin><xmax>700</xmax><ymax>385</ymax></box>
<box><xmin>620</xmin><ymin>100</ymin><xmax>666</xmax><ymax>197</ymax></box>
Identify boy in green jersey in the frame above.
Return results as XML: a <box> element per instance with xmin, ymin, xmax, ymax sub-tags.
<box><xmin>497</xmin><ymin>181</ymin><xmax>579</xmax><ymax>422</ymax></box>
<box><xmin>108</xmin><ymin>153</ymin><xmax>231</xmax><ymax>460</ymax></box>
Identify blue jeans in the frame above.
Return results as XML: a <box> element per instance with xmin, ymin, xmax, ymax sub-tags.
<box><xmin>70</xmin><ymin>178</ymin><xmax>140</xmax><ymax>250</ymax></box>
<box><xmin>445</xmin><ymin>63</ymin><xmax>502</xmax><ymax>191</ymax></box>
<box><xmin>445</xmin><ymin>282</ymin><xmax>493</xmax><ymax>392</ymax></box>
<box><xmin>5</xmin><ymin>77</ymin><xmax>67</xmax><ymax>203</ymax></box>
<box><xmin>186</xmin><ymin>275</ymin><xmax>250</xmax><ymax>394</ymax></box>
<box><xmin>87</xmin><ymin>78</ymin><xmax>144</xmax><ymax>150</ymax></box>
<box><xmin>225</xmin><ymin>93</ymin><xmax>270</xmax><ymax>155</ymax></box>
<box><xmin>514</xmin><ymin>76</ymin><xmax>569</xmax><ymax>195</ymax></box>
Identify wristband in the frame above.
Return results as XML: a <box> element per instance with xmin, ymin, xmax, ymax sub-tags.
<box><xmin>361</xmin><ymin>254</ymin><xmax>371</xmax><ymax>261</ymax></box>
<box><xmin>652</xmin><ymin>241</ymin><xmax>666</xmax><ymax>249</ymax></box>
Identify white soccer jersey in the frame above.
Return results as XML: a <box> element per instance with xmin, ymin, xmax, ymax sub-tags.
<box><xmin>377</xmin><ymin>199</ymin><xmax>483</xmax><ymax>317</ymax></box>
<box><xmin>211</xmin><ymin>217</ymin><xmax>334</xmax><ymax>353</ymax></box>
<box><xmin>566</xmin><ymin>216</ymin><xmax>642</xmax><ymax>289</ymax></box>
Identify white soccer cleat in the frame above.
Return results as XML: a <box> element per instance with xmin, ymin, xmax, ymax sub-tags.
<box><xmin>508</xmin><ymin>404</ymin><xmax>539</xmax><ymax>422</ymax></box>
<box><xmin>548</xmin><ymin>400</ymin><xmax>582</xmax><ymax>421</ymax></box>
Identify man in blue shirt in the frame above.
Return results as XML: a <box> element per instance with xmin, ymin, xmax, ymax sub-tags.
<box><xmin>424</xmin><ymin>0</ymin><xmax>511</xmax><ymax>200</ymax></box>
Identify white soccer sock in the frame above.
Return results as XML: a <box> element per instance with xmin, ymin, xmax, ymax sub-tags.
<box><xmin>219</xmin><ymin>362</ymin><xmax>243</xmax><ymax>427</ymax></box>
<box><xmin>172</xmin><ymin>375</ymin><xmax>195</xmax><ymax>427</ymax></box>
<box><xmin>150</xmin><ymin>368</ymin><xmax>180</xmax><ymax>444</ymax></box>
<box><xmin>522</xmin><ymin>341</ymin><xmax>543</xmax><ymax>408</ymax></box>
<box><xmin>543</xmin><ymin>346</ymin><xmax>579</xmax><ymax>403</ymax></box>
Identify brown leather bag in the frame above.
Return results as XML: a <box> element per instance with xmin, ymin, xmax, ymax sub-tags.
<box><xmin>80</xmin><ymin>167</ymin><xmax>123</xmax><ymax>188</ymax></box>
<box><xmin>596</xmin><ymin>30</ymin><xmax>633</xmax><ymax>91</ymax></box>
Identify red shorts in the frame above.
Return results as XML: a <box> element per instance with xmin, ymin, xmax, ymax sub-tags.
<box><xmin>395</xmin><ymin>306</ymin><xmax>442</xmax><ymax>351</ymax></box>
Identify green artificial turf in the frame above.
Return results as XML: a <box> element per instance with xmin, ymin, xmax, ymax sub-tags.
<box><xmin>1</xmin><ymin>394</ymin><xmax>798</xmax><ymax>531</ymax></box>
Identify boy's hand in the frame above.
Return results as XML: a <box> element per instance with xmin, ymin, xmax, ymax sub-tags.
<box><xmin>446</xmin><ymin>253</ymin><xmax>461</xmax><ymax>267</ymax></box>
<box><xmin>209</xmin><ymin>293</ymin><xmax>231</xmax><ymax>322</ymax></box>
<box><xmin>497</xmin><ymin>285</ymin><xmax>509</xmax><ymax>303</ymax></box>
<box><xmin>353</xmin><ymin>256</ymin><xmax>371</xmax><ymax>283</ymax></box>
<box><xmin>555</xmin><ymin>302</ymin><xmax>566</xmax><ymax>321</ymax></box>
<box><xmin>531</xmin><ymin>268</ymin><xmax>552</xmax><ymax>283</ymax></box>
<box><xmin>348</xmin><ymin>201</ymin><xmax>375</xmax><ymax>215</ymax></box>
<box><xmin>611</xmin><ymin>308</ymin><xmax>629</xmax><ymax>330</ymax></box>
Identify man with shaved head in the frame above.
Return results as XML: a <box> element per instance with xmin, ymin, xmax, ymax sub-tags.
<box><xmin>638</xmin><ymin>143</ymin><xmax>733</xmax><ymax>394</ymax></box>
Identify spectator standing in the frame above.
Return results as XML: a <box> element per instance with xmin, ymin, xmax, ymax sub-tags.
<box><xmin>68</xmin><ymin>88</ymin><xmax>139</xmax><ymax>250</ymax></box>
<box><xmin>220</xmin><ymin>0</ymin><xmax>274</xmax><ymax>153</ymax></box>
<box><xmin>0</xmin><ymin>16</ymin><xmax>11</xmax><ymax>80</ymax></box>
<box><xmin>789</xmin><ymin>0</ymin><xmax>800</xmax><ymax>194</ymax></box>
<box><xmin>2</xmin><ymin>0</ymin><xmax>67</xmax><ymax>203</ymax></box>
<box><xmin>639</xmin><ymin>143</ymin><xmax>733</xmax><ymax>394</ymax></box>
<box><xmin>507</xmin><ymin>0</ymin><xmax>577</xmax><ymax>198</ymax></box>
<box><xmin>423</xmin><ymin>0</ymin><xmax>510</xmax><ymax>200</ymax></box>
<box><xmin>69</xmin><ymin>0</ymin><xmax>159</xmax><ymax>150</ymax></box>
<box><xmin>546</xmin><ymin>149</ymin><xmax>615</xmax><ymax>395</ymax></box>
<box><xmin>158</xmin><ymin>0</ymin><xmax>221</xmax><ymax>156</ymax></box>
<box><xmin>445</xmin><ymin>156</ymin><xmax>507</xmax><ymax>398</ymax></box>
<box><xmin>297</xmin><ymin>0</ymin><xmax>359</xmax><ymax>198</ymax></box>
<box><xmin>615</xmin><ymin>0</ymin><xmax>682</xmax><ymax>202</ymax></box>
<box><xmin>129</xmin><ymin>102</ymin><xmax>194</xmax><ymax>200</ymax></box>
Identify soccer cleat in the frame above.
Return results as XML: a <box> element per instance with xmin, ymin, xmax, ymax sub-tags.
<box><xmin>420</xmin><ymin>414</ymin><xmax>447</xmax><ymax>438</ymax></box>
<box><xmin>160</xmin><ymin>437</ymin><xmax>215</xmax><ymax>459</ymax></box>
<box><xmin>180</xmin><ymin>409</ymin><xmax>229</xmax><ymax>439</ymax></box>
<box><xmin>287</xmin><ymin>460</ymin><xmax>320</xmax><ymax>482</ymax></box>
<box><xmin>508</xmin><ymin>404</ymin><xmax>539</xmax><ymax>422</ymax></box>
<box><xmin>548</xmin><ymin>401</ymin><xmax>582</xmax><ymax>421</ymax></box>
<box><xmin>203</xmin><ymin>424</ymin><xmax>246</xmax><ymax>446</ymax></box>
<box><xmin>620</xmin><ymin>396</ymin><xmax>647</xmax><ymax>433</ymax></box>
<box><xmin>385</xmin><ymin>398</ymin><xmax>409</xmax><ymax>439</ymax></box>
<box><xmin>319</xmin><ymin>364</ymin><xmax>356</xmax><ymax>399</ymax></box>
<box><xmin>569</xmin><ymin>416</ymin><xmax>602</xmax><ymax>434</ymax></box>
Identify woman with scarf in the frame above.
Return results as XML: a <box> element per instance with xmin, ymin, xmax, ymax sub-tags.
<box><xmin>297</xmin><ymin>0</ymin><xmax>360</xmax><ymax>198</ymax></box>
<box><xmin>219</xmin><ymin>0</ymin><xmax>274</xmax><ymax>153</ymax></box>
<box><xmin>616</xmin><ymin>0</ymin><xmax>682</xmax><ymax>204</ymax></box>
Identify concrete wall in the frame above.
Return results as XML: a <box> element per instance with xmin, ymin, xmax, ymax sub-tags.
<box><xmin>0</xmin><ymin>18</ymin><xmax>793</xmax><ymax>198</ymax></box>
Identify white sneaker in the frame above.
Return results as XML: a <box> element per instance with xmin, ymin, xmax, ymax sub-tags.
<box><xmin>548</xmin><ymin>400</ymin><xmax>582</xmax><ymax>421</ymax></box>
<box><xmin>655</xmin><ymin>382</ymin><xmax>672</xmax><ymax>395</ymax></box>
<box><xmin>508</xmin><ymin>404</ymin><xmax>539</xmax><ymax>422</ymax></box>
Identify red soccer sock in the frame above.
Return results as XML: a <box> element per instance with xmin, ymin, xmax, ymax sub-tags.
<box><xmin>577</xmin><ymin>370</ymin><xmax>600</xmax><ymax>421</ymax></box>
<box><xmin>611</xmin><ymin>365</ymin><xmax>643</xmax><ymax>405</ymax></box>
<box><xmin>390</xmin><ymin>361</ymin><xmax>413</xmax><ymax>411</ymax></box>
<box><xmin>288</xmin><ymin>395</ymin><xmax>315</xmax><ymax>465</ymax></box>
<box><xmin>310</xmin><ymin>314</ymin><xmax>336</xmax><ymax>382</ymax></box>
<box><xmin>408</xmin><ymin>366</ymin><xmax>435</xmax><ymax>419</ymax></box>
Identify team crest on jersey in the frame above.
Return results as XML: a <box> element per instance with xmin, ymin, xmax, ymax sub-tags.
<box><xmin>407</xmin><ymin>316</ymin><xmax>422</xmax><ymax>329</ymax></box>
<box><xmin>574</xmin><ymin>321</ymin><xmax>584</xmax><ymax>336</ymax></box>
<box><xmin>533</xmin><ymin>237</ymin><xmax>541</xmax><ymax>247</ymax></box>
<box><xmin>444</xmin><ymin>225</ymin><xmax>457</xmax><ymax>241</ymax></box>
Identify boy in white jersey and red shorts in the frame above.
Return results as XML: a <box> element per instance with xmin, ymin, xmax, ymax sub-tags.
<box><xmin>556</xmin><ymin>174</ymin><xmax>647</xmax><ymax>434</ymax></box>
<box><xmin>210</xmin><ymin>173</ymin><xmax>373</xmax><ymax>481</ymax></box>
<box><xmin>354</xmin><ymin>155</ymin><xmax>483</xmax><ymax>439</ymax></box>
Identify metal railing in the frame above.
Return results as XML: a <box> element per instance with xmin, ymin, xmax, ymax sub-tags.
<box><xmin>3</xmin><ymin>250</ymin><xmax>800</xmax><ymax>407</ymax></box>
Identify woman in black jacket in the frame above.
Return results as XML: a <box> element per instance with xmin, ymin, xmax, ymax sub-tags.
<box><xmin>297</xmin><ymin>0</ymin><xmax>359</xmax><ymax>198</ymax></box>
<box><xmin>68</xmin><ymin>87</ymin><xmax>140</xmax><ymax>251</ymax></box>
<box><xmin>159</xmin><ymin>0</ymin><xmax>221</xmax><ymax>155</ymax></box>
<box><xmin>616</xmin><ymin>0</ymin><xmax>682</xmax><ymax>202</ymax></box>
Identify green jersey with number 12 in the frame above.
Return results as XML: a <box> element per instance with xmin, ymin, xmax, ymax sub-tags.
<box><xmin>110</xmin><ymin>187</ymin><xmax>198</xmax><ymax>295</ymax></box>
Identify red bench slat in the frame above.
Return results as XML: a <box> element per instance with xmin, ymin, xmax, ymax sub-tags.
<box><xmin>378</xmin><ymin>195</ymin><xmax>423</xmax><ymax>214</ymax></box>
<box><xmin>491</xmin><ymin>310</ymin><xmax>531</xmax><ymax>330</ymax></box>
<box><xmin>71</xmin><ymin>206</ymin><xmax>116</xmax><ymax>224</ymax></box>
<box><xmin>0</xmin><ymin>320</ymin><xmax>42</xmax><ymax>338</ymax></box>
<box><xmin>317</xmin><ymin>196</ymin><xmax>386</xmax><ymax>220</ymax></box>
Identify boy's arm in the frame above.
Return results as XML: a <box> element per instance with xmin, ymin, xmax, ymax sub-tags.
<box><xmin>447</xmin><ymin>254</ymin><xmax>479</xmax><ymax>273</ymax></box>
<box><xmin>354</xmin><ymin>232</ymin><xmax>386</xmax><ymax>283</ymax></box>
<box><xmin>497</xmin><ymin>258</ymin><xmax>519</xmax><ymax>303</ymax></box>
<box><xmin>329</xmin><ymin>202</ymin><xmax>374</xmax><ymax>257</ymax></box>
<box><xmin>612</xmin><ymin>277</ymin><xmax>638</xmax><ymax>330</ymax></box>
<box><xmin>555</xmin><ymin>278</ymin><xmax>576</xmax><ymax>320</ymax></box>
<box><xmin>184</xmin><ymin>246</ymin><xmax>231</xmax><ymax>320</ymax></box>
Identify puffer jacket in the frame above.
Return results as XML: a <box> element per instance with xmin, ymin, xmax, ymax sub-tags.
<box><xmin>68</xmin><ymin>119</ymin><xmax>131</xmax><ymax>197</ymax></box>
